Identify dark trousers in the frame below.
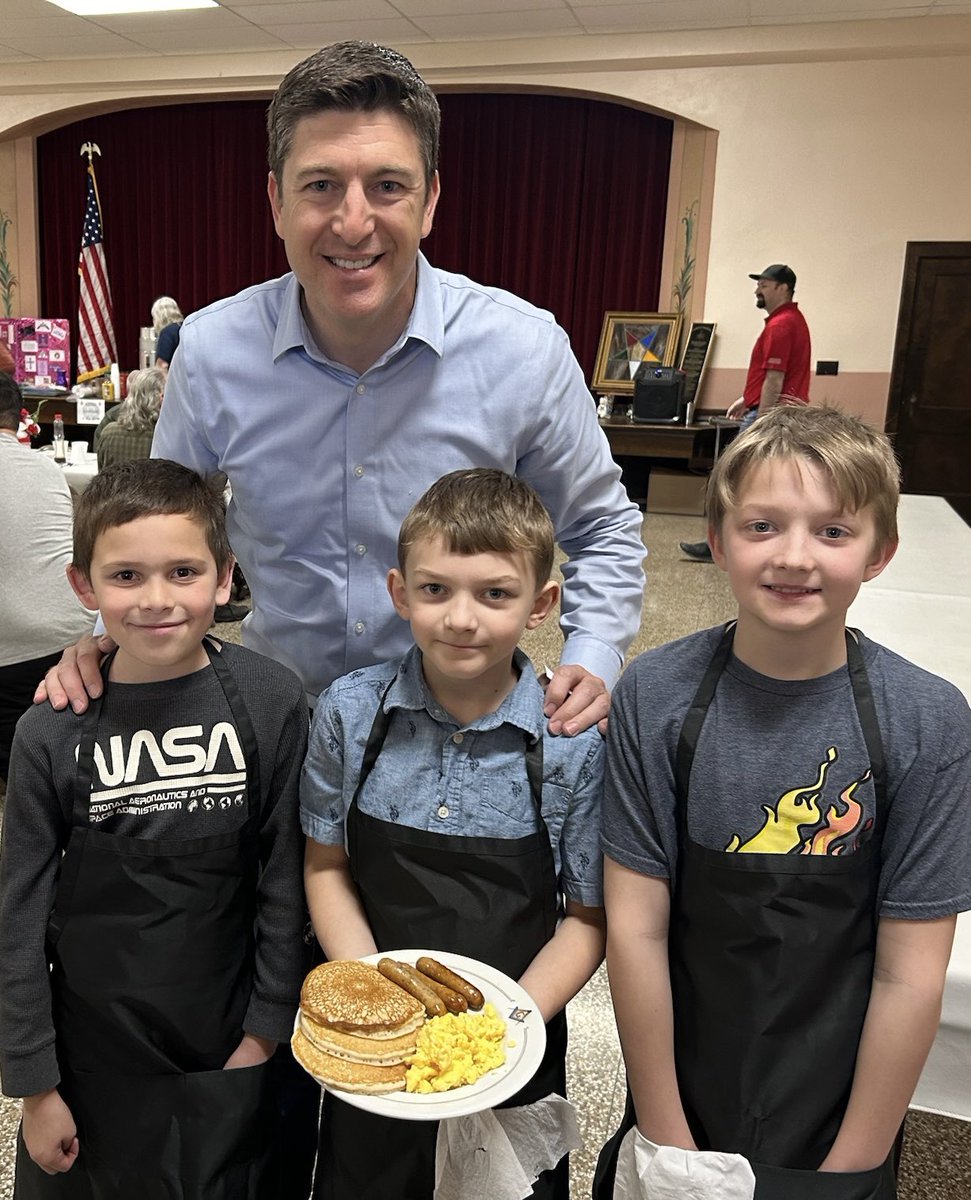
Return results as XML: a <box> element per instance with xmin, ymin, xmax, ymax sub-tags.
<box><xmin>0</xmin><ymin>652</ymin><xmax>63</xmax><ymax>780</ymax></box>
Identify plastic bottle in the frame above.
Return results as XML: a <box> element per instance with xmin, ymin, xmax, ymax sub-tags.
<box><xmin>53</xmin><ymin>413</ymin><xmax>67</xmax><ymax>463</ymax></box>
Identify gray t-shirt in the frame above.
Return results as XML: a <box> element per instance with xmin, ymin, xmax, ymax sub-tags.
<box><xmin>603</xmin><ymin>626</ymin><xmax>971</xmax><ymax>919</ymax></box>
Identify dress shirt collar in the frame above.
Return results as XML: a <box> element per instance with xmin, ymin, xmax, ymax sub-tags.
<box><xmin>385</xmin><ymin>644</ymin><xmax>545</xmax><ymax>739</ymax></box>
<box><xmin>271</xmin><ymin>254</ymin><xmax>444</xmax><ymax>370</ymax></box>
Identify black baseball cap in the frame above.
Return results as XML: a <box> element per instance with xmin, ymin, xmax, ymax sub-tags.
<box><xmin>749</xmin><ymin>264</ymin><xmax>796</xmax><ymax>289</ymax></box>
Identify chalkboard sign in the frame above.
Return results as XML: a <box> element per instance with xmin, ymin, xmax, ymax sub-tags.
<box><xmin>679</xmin><ymin>322</ymin><xmax>716</xmax><ymax>413</ymax></box>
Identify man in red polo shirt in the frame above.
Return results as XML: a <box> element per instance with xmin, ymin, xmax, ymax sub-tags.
<box><xmin>681</xmin><ymin>263</ymin><xmax>811</xmax><ymax>561</ymax></box>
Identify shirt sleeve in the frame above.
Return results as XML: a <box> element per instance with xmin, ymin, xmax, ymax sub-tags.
<box><xmin>300</xmin><ymin>687</ymin><xmax>351</xmax><ymax>848</ymax></box>
<box><xmin>558</xmin><ymin>734</ymin><xmax>606</xmax><ymax>907</ymax></box>
<box><xmin>878</xmin><ymin>680</ymin><xmax>971</xmax><ymax>920</ymax></box>
<box><xmin>601</xmin><ymin>666</ymin><xmax>672</xmax><ymax>880</ymax></box>
<box><xmin>244</xmin><ymin>684</ymin><xmax>310</xmax><ymax>1043</ymax></box>
<box><xmin>759</xmin><ymin>317</ymin><xmax>797</xmax><ymax>375</ymax></box>
<box><xmin>0</xmin><ymin>723</ymin><xmax>70</xmax><ymax>1097</ymax></box>
<box><xmin>519</xmin><ymin>322</ymin><xmax>646</xmax><ymax>688</ymax></box>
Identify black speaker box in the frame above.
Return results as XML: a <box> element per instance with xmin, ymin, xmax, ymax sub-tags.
<box><xmin>632</xmin><ymin>365</ymin><xmax>685</xmax><ymax>424</ymax></box>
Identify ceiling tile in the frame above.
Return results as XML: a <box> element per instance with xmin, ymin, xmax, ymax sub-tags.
<box><xmin>412</xmin><ymin>6</ymin><xmax>581</xmax><ymax>37</ymax></box>
<box><xmin>0</xmin><ymin>13</ymin><xmax>98</xmax><ymax>35</ymax></box>
<box><xmin>263</xmin><ymin>15</ymin><xmax>428</xmax><ymax>45</ymax></box>
<box><xmin>574</xmin><ymin>1</ymin><xmax>747</xmax><ymax>32</ymax></box>
<box><xmin>750</xmin><ymin>0</ymin><xmax>928</xmax><ymax>12</ymax></box>
<box><xmin>123</xmin><ymin>21</ymin><xmax>289</xmax><ymax>48</ymax></box>
<box><xmin>0</xmin><ymin>30</ymin><xmax>155</xmax><ymax>56</ymax></box>
<box><xmin>227</xmin><ymin>0</ymin><xmax>400</xmax><ymax>22</ymax></box>
<box><xmin>391</xmin><ymin>0</ymin><xmax>562</xmax><ymax>14</ymax></box>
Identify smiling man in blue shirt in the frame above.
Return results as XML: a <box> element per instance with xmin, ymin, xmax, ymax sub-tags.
<box><xmin>43</xmin><ymin>40</ymin><xmax>645</xmax><ymax>736</ymax></box>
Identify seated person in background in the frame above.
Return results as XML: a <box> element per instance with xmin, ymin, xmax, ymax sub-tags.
<box><xmin>301</xmin><ymin>468</ymin><xmax>605</xmax><ymax>1199</ymax></box>
<box><xmin>96</xmin><ymin>366</ymin><xmax>165</xmax><ymax>471</ymax></box>
<box><xmin>152</xmin><ymin>295</ymin><xmax>184</xmax><ymax>370</ymax></box>
<box><xmin>0</xmin><ymin>458</ymin><xmax>308</xmax><ymax>1195</ymax></box>
<box><xmin>0</xmin><ymin>371</ymin><xmax>93</xmax><ymax>779</ymax></box>
<box><xmin>596</xmin><ymin>406</ymin><xmax>971</xmax><ymax>1199</ymax></box>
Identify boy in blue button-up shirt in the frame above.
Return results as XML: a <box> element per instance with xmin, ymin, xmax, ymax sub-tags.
<box><xmin>300</xmin><ymin>468</ymin><xmax>606</xmax><ymax>1198</ymax></box>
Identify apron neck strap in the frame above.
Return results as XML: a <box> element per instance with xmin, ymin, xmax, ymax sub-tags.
<box><xmin>674</xmin><ymin>625</ymin><xmax>889</xmax><ymax>848</ymax></box>
<box><xmin>353</xmin><ymin>675</ymin><xmax>546</xmax><ymax>822</ymax></box>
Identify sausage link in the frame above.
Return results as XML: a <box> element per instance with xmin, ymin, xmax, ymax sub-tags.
<box><xmin>420</xmin><ymin>976</ymin><xmax>468</xmax><ymax>1014</ymax></box>
<box><xmin>378</xmin><ymin>958</ymin><xmax>447</xmax><ymax>1017</ymax></box>
<box><xmin>416</xmin><ymin>957</ymin><xmax>485</xmax><ymax>1010</ymax></box>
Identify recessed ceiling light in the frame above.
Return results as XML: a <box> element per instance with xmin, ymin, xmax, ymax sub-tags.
<box><xmin>47</xmin><ymin>0</ymin><xmax>217</xmax><ymax>14</ymax></box>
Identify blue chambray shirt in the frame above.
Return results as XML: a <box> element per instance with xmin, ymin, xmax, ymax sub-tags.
<box><xmin>154</xmin><ymin>255</ymin><xmax>644</xmax><ymax>705</ymax></box>
<box><xmin>300</xmin><ymin>647</ymin><xmax>604</xmax><ymax>908</ymax></box>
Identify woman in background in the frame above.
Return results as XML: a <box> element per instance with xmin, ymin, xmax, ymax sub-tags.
<box><xmin>152</xmin><ymin>296</ymin><xmax>184</xmax><ymax>370</ymax></box>
<box><xmin>97</xmin><ymin>367</ymin><xmax>165</xmax><ymax>471</ymax></box>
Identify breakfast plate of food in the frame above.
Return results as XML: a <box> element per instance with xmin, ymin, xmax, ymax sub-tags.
<box><xmin>291</xmin><ymin>948</ymin><xmax>546</xmax><ymax>1120</ymax></box>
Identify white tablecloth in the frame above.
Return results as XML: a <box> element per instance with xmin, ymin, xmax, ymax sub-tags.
<box><xmin>61</xmin><ymin>454</ymin><xmax>98</xmax><ymax>493</ymax></box>
<box><xmin>847</xmin><ymin>494</ymin><xmax>971</xmax><ymax>1120</ymax></box>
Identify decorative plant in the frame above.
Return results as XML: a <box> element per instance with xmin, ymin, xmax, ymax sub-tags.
<box><xmin>0</xmin><ymin>209</ymin><xmax>17</xmax><ymax>317</ymax></box>
<box><xmin>672</xmin><ymin>199</ymin><xmax>699</xmax><ymax>317</ymax></box>
<box><xmin>18</xmin><ymin>407</ymin><xmax>40</xmax><ymax>443</ymax></box>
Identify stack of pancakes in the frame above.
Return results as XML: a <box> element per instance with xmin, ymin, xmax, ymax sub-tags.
<box><xmin>291</xmin><ymin>960</ymin><xmax>425</xmax><ymax>1094</ymax></box>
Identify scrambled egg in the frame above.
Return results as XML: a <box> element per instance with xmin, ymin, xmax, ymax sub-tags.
<box><xmin>405</xmin><ymin>1003</ymin><xmax>507</xmax><ymax>1093</ymax></box>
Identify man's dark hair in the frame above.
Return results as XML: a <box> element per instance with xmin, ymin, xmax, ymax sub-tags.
<box><xmin>72</xmin><ymin>458</ymin><xmax>233</xmax><ymax>578</ymax></box>
<box><xmin>266</xmin><ymin>41</ymin><xmax>440</xmax><ymax>191</ymax></box>
<box><xmin>0</xmin><ymin>371</ymin><xmax>22</xmax><ymax>431</ymax></box>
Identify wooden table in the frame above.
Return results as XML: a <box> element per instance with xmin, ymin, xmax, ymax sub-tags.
<box><xmin>600</xmin><ymin>417</ymin><xmax>739</xmax><ymax>470</ymax></box>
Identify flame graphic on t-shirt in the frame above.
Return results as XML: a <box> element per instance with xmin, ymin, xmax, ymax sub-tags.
<box><xmin>725</xmin><ymin>746</ymin><xmax>872</xmax><ymax>857</ymax></box>
<box><xmin>726</xmin><ymin>747</ymin><xmax>837</xmax><ymax>853</ymax></box>
<box><xmin>799</xmin><ymin>772</ymin><xmax>871</xmax><ymax>856</ymax></box>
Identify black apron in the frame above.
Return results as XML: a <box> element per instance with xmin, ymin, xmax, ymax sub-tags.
<box><xmin>595</xmin><ymin>627</ymin><xmax>897</xmax><ymax>1200</ymax></box>
<box><xmin>15</xmin><ymin>640</ymin><xmax>278</xmax><ymax>1200</ymax></box>
<box><xmin>313</xmin><ymin>684</ymin><xmax>569</xmax><ymax>1200</ymax></box>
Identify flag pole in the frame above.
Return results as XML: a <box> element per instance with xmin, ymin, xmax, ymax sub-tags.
<box><xmin>76</xmin><ymin>142</ymin><xmax>118</xmax><ymax>382</ymax></box>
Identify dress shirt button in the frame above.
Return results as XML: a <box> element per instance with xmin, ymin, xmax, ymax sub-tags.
<box><xmin>354</xmin><ymin>465</ymin><xmax>365</xmax><ymax>478</ymax></box>
<box><xmin>354</xmin><ymin>621</ymin><xmax>365</xmax><ymax>634</ymax></box>
<box><xmin>437</xmin><ymin>805</ymin><xmax>449</xmax><ymax>819</ymax></box>
<box><xmin>452</xmin><ymin>732</ymin><xmax>464</xmax><ymax>745</ymax></box>
<box><xmin>355</xmin><ymin>544</ymin><xmax>367</xmax><ymax>556</ymax></box>
<box><xmin>356</xmin><ymin>384</ymin><xmax>366</xmax><ymax>395</ymax></box>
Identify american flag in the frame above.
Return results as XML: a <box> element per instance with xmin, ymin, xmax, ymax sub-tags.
<box><xmin>77</xmin><ymin>161</ymin><xmax>117</xmax><ymax>377</ymax></box>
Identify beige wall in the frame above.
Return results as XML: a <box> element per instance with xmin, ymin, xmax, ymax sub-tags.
<box><xmin>2</xmin><ymin>15</ymin><xmax>971</xmax><ymax>426</ymax></box>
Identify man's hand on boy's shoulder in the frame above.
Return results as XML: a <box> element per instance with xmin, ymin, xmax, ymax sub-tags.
<box><xmin>22</xmin><ymin>1089</ymin><xmax>79</xmax><ymax>1175</ymax></box>
<box><xmin>542</xmin><ymin>664</ymin><xmax>610</xmax><ymax>738</ymax></box>
<box><xmin>33</xmin><ymin>633</ymin><xmax>116</xmax><ymax>714</ymax></box>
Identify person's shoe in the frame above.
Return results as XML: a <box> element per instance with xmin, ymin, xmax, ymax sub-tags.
<box><xmin>213</xmin><ymin>602</ymin><xmax>249</xmax><ymax>623</ymax></box>
<box><xmin>679</xmin><ymin>540</ymin><xmax>713</xmax><ymax>562</ymax></box>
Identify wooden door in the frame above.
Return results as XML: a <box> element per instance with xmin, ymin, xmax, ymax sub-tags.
<box><xmin>886</xmin><ymin>242</ymin><xmax>971</xmax><ymax>523</ymax></box>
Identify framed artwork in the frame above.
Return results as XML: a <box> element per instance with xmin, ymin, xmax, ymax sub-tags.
<box><xmin>679</xmin><ymin>321</ymin><xmax>717</xmax><ymax>413</ymax></box>
<box><xmin>592</xmin><ymin>312</ymin><xmax>683</xmax><ymax>395</ymax></box>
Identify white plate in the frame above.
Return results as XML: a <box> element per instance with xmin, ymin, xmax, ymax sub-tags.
<box><xmin>295</xmin><ymin>948</ymin><xmax>546</xmax><ymax>1121</ymax></box>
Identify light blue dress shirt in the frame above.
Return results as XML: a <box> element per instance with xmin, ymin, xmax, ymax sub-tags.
<box><xmin>300</xmin><ymin>647</ymin><xmax>604</xmax><ymax>908</ymax></box>
<box><xmin>155</xmin><ymin>256</ymin><xmax>645</xmax><ymax>702</ymax></box>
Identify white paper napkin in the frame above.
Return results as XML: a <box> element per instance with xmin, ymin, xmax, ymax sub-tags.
<box><xmin>434</xmin><ymin>1093</ymin><xmax>581</xmax><ymax>1200</ymax></box>
<box><xmin>613</xmin><ymin>1127</ymin><xmax>756</xmax><ymax>1200</ymax></box>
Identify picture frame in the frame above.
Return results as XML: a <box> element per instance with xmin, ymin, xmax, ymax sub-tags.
<box><xmin>678</xmin><ymin>321</ymin><xmax>717</xmax><ymax>415</ymax></box>
<box><xmin>591</xmin><ymin>311</ymin><xmax>683</xmax><ymax>395</ymax></box>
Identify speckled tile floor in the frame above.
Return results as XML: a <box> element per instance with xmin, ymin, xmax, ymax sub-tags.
<box><xmin>1</xmin><ymin>512</ymin><xmax>969</xmax><ymax>1197</ymax></box>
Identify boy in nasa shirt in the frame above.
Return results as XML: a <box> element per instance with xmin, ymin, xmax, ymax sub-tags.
<box><xmin>0</xmin><ymin>459</ymin><xmax>307</xmax><ymax>1198</ymax></box>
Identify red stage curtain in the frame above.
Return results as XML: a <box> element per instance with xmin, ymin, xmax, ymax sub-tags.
<box><xmin>37</xmin><ymin>93</ymin><xmax>671</xmax><ymax>382</ymax></box>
